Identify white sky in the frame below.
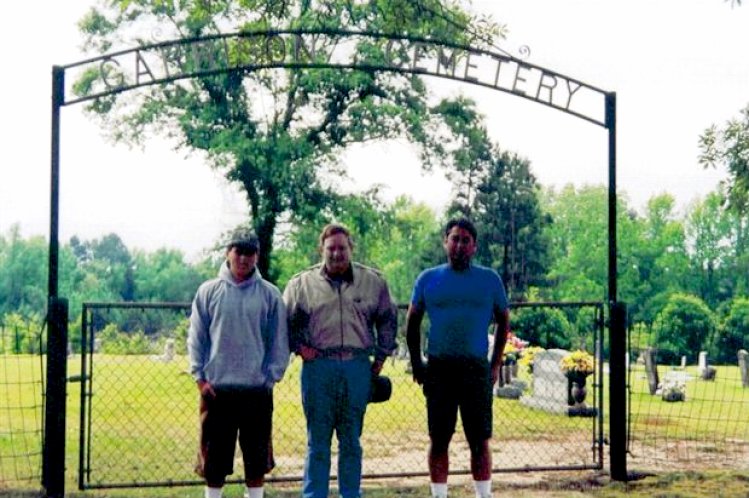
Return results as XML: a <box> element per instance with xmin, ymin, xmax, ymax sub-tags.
<box><xmin>1</xmin><ymin>0</ymin><xmax>747</xmax><ymax>260</ymax></box>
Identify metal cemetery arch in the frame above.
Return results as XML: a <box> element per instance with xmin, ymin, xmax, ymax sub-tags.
<box><xmin>45</xmin><ymin>28</ymin><xmax>624</xmax><ymax>497</ymax></box>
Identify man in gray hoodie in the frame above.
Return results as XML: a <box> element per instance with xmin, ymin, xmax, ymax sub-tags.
<box><xmin>188</xmin><ymin>230</ymin><xmax>290</xmax><ymax>498</ymax></box>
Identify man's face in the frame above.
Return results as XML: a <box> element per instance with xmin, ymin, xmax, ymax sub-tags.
<box><xmin>443</xmin><ymin>225</ymin><xmax>476</xmax><ymax>268</ymax></box>
<box><xmin>226</xmin><ymin>245</ymin><xmax>258</xmax><ymax>282</ymax></box>
<box><xmin>322</xmin><ymin>232</ymin><xmax>352</xmax><ymax>276</ymax></box>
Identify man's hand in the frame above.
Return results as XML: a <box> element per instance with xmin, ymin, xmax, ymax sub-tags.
<box><xmin>411</xmin><ymin>360</ymin><xmax>426</xmax><ymax>385</ymax></box>
<box><xmin>371</xmin><ymin>358</ymin><xmax>385</xmax><ymax>376</ymax></box>
<box><xmin>491</xmin><ymin>363</ymin><xmax>501</xmax><ymax>386</ymax></box>
<box><xmin>197</xmin><ymin>379</ymin><xmax>216</xmax><ymax>399</ymax></box>
<box><xmin>298</xmin><ymin>344</ymin><xmax>320</xmax><ymax>361</ymax></box>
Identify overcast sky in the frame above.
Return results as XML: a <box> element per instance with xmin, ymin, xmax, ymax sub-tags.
<box><xmin>1</xmin><ymin>0</ymin><xmax>747</xmax><ymax>260</ymax></box>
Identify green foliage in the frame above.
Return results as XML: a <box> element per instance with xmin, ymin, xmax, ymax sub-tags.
<box><xmin>172</xmin><ymin>317</ymin><xmax>190</xmax><ymax>355</ymax></box>
<box><xmin>654</xmin><ymin>293</ymin><xmax>717</xmax><ymax>364</ymax></box>
<box><xmin>0</xmin><ymin>225</ymin><xmax>48</xmax><ymax>319</ymax></box>
<box><xmin>435</xmin><ymin>98</ymin><xmax>551</xmax><ymax>300</ymax></box>
<box><xmin>132</xmin><ymin>248</ymin><xmax>204</xmax><ymax>302</ymax></box>
<box><xmin>473</xmin><ymin>152</ymin><xmax>551</xmax><ymax>300</ymax></box>
<box><xmin>628</xmin><ymin>194</ymin><xmax>691</xmax><ymax>323</ymax></box>
<box><xmin>700</xmin><ymin>103</ymin><xmax>749</xmax><ymax>213</ymax></box>
<box><xmin>75</xmin><ymin>0</ymin><xmax>503</xmax><ymax>281</ymax></box>
<box><xmin>713</xmin><ymin>296</ymin><xmax>749</xmax><ymax>362</ymax></box>
<box><xmin>97</xmin><ymin>323</ymin><xmax>155</xmax><ymax>355</ymax></box>
<box><xmin>0</xmin><ymin>313</ymin><xmax>44</xmax><ymax>354</ymax></box>
<box><xmin>541</xmin><ymin>185</ymin><xmax>611</xmax><ymax>302</ymax></box>
<box><xmin>512</xmin><ymin>306</ymin><xmax>571</xmax><ymax>350</ymax></box>
<box><xmin>685</xmin><ymin>192</ymin><xmax>736</xmax><ymax>306</ymax></box>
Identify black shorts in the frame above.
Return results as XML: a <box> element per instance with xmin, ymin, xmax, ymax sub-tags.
<box><xmin>423</xmin><ymin>356</ymin><xmax>493</xmax><ymax>444</ymax></box>
<box><xmin>200</xmin><ymin>387</ymin><xmax>274</xmax><ymax>484</ymax></box>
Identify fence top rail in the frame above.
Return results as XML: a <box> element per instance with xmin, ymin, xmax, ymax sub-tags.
<box><xmin>82</xmin><ymin>302</ymin><xmax>191</xmax><ymax>310</ymax></box>
<box><xmin>511</xmin><ymin>301</ymin><xmax>603</xmax><ymax>309</ymax></box>
<box><xmin>82</xmin><ymin>300</ymin><xmax>602</xmax><ymax>312</ymax></box>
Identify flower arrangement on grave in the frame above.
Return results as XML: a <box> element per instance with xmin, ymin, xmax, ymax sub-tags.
<box><xmin>503</xmin><ymin>342</ymin><xmax>519</xmax><ymax>365</ymax></box>
<box><xmin>560</xmin><ymin>350</ymin><xmax>595</xmax><ymax>379</ymax></box>
<box><xmin>561</xmin><ymin>350</ymin><xmax>595</xmax><ymax>407</ymax></box>
<box><xmin>660</xmin><ymin>377</ymin><xmax>687</xmax><ymax>402</ymax></box>
<box><xmin>518</xmin><ymin>346</ymin><xmax>544</xmax><ymax>374</ymax></box>
<box><xmin>502</xmin><ymin>333</ymin><xmax>528</xmax><ymax>365</ymax></box>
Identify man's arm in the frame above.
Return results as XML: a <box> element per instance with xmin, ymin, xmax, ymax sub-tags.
<box><xmin>489</xmin><ymin>307</ymin><xmax>510</xmax><ymax>385</ymax></box>
<box><xmin>188</xmin><ymin>289</ymin><xmax>216</xmax><ymax>398</ymax></box>
<box><xmin>282</xmin><ymin>278</ymin><xmax>318</xmax><ymax>361</ymax></box>
<box><xmin>372</xmin><ymin>280</ymin><xmax>398</xmax><ymax>375</ymax></box>
<box><xmin>264</xmin><ymin>294</ymin><xmax>291</xmax><ymax>386</ymax></box>
<box><xmin>405</xmin><ymin>304</ymin><xmax>426</xmax><ymax>384</ymax></box>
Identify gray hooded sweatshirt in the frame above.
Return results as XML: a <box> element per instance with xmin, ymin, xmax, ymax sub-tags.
<box><xmin>188</xmin><ymin>263</ymin><xmax>289</xmax><ymax>389</ymax></box>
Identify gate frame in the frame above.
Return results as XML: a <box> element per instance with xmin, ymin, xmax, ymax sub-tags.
<box><xmin>77</xmin><ymin>300</ymin><xmax>604</xmax><ymax>489</ymax></box>
<box><xmin>44</xmin><ymin>28</ymin><xmax>625</xmax><ymax>497</ymax></box>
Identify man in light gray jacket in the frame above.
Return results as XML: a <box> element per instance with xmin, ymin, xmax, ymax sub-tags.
<box><xmin>188</xmin><ymin>230</ymin><xmax>289</xmax><ymax>498</ymax></box>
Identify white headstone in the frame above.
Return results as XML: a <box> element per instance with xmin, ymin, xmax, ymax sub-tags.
<box><xmin>644</xmin><ymin>347</ymin><xmax>659</xmax><ymax>395</ymax></box>
<box><xmin>698</xmin><ymin>351</ymin><xmax>708</xmax><ymax>375</ymax></box>
<box><xmin>739</xmin><ymin>350</ymin><xmax>749</xmax><ymax>388</ymax></box>
<box><xmin>520</xmin><ymin>349</ymin><xmax>570</xmax><ymax>414</ymax></box>
<box><xmin>162</xmin><ymin>339</ymin><xmax>175</xmax><ymax>362</ymax></box>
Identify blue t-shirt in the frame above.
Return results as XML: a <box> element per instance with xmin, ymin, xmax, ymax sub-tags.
<box><xmin>410</xmin><ymin>263</ymin><xmax>508</xmax><ymax>359</ymax></box>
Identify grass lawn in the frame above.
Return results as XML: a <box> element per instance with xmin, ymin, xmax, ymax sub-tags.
<box><xmin>3</xmin><ymin>355</ymin><xmax>749</xmax><ymax>495</ymax></box>
<box><xmin>3</xmin><ymin>470</ymin><xmax>749</xmax><ymax>497</ymax></box>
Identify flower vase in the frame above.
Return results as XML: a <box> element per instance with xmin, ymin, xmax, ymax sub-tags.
<box><xmin>501</xmin><ymin>364</ymin><xmax>513</xmax><ymax>386</ymax></box>
<box><xmin>566</xmin><ymin>373</ymin><xmax>589</xmax><ymax>406</ymax></box>
<box><xmin>571</xmin><ymin>380</ymin><xmax>587</xmax><ymax>406</ymax></box>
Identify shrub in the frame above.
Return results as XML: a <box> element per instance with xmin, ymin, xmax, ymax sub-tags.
<box><xmin>512</xmin><ymin>306</ymin><xmax>571</xmax><ymax>350</ymax></box>
<box><xmin>0</xmin><ymin>313</ymin><xmax>44</xmax><ymax>354</ymax></box>
<box><xmin>654</xmin><ymin>293</ymin><xmax>716</xmax><ymax>364</ymax></box>
<box><xmin>98</xmin><ymin>323</ymin><xmax>154</xmax><ymax>355</ymax></box>
<box><xmin>713</xmin><ymin>297</ymin><xmax>749</xmax><ymax>363</ymax></box>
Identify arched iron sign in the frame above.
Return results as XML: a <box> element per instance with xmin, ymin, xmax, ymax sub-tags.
<box><xmin>44</xmin><ymin>28</ymin><xmax>625</xmax><ymax>497</ymax></box>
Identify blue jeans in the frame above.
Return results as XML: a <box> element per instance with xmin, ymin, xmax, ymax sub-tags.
<box><xmin>301</xmin><ymin>357</ymin><xmax>371</xmax><ymax>498</ymax></box>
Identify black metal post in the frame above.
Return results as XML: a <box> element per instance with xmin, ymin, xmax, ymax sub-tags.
<box><xmin>609</xmin><ymin>301</ymin><xmax>627</xmax><ymax>480</ymax></box>
<box><xmin>48</xmin><ymin>66</ymin><xmax>63</xmax><ymax>299</ymax></box>
<box><xmin>606</xmin><ymin>92</ymin><xmax>617</xmax><ymax>305</ymax></box>
<box><xmin>606</xmin><ymin>92</ymin><xmax>627</xmax><ymax>481</ymax></box>
<box><xmin>43</xmin><ymin>65</ymin><xmax>67</xmax><ymax>498</ymax></box>
<box><xmin>42</xmin><ymin>298</ymin><xmax>68</xmax><ymax>497</ymax></box>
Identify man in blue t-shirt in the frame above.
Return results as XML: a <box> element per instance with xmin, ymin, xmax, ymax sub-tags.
<box><xmin>406</xmin><ymin>217</ymin><xmax>510</xmax><ymax>498</ymax></box>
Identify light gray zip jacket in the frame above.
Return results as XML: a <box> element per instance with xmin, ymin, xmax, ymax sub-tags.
<box><xmin>283</xmin><ymin>262</ymin><xmax>397</xmax><ymax>361</ymax></box>
<box><xmin>188</xmin><ymin>263</ymin><xmax>289</xmax><ymax>388</ymax></box>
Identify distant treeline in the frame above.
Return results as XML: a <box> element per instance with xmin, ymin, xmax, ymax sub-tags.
<box><xmin>2</xmin><ymin>184</ymin><xmax>748</xmax><ymax>362</ymax></box>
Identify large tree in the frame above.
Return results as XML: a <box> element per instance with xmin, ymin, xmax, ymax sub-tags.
<box><xmin>700</xmin><ymin>104</ymin><xmax>749</xmax><ymax>214</ymax></box>
<box><xmin>75</xmin><ymin>0</ymin><xmax>502</xmax><ymax>282</ymax></box>
<box><xmin>472</xmin><ymin>151</ymin><xmax>551</xmax><ymax>300</ymax></box>
<box><xmin>685</xmin><ymin>192</ymin><xmax>735</xmax><ymax>306</ymax></box>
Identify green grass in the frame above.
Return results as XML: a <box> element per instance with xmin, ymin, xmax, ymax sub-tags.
<box><xmin>3</xmin><ymin>355</ymin><xmax>749</xmax><ymax>496</ymax></box>
<box><xmin>627</xmin><ymin>364</ymin><xmax>749</xmax><ymax>442</ymax></box>
<box><xmin>4</xmin><ymin>471</ymin><xmax>749</xmax><ymax>497</ymax></box>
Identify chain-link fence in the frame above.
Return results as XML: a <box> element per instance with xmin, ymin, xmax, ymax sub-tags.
<box><xmin>76</xmin><ymin>301</ymin><xmax>603</xmax><ymax>489</ymax></box>
<box><xmin>628</xmin><ymin>316</ymin><xmax>749</xmax><ymax>470</ymax></box>
<box><xmin>0</xmin><ymin>320</ymin><xmax>45</xmax><ymax>490</ymax></box>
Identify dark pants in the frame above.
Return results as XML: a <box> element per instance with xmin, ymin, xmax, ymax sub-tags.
<box><xmin>196</xmin><ymin>387</ymin><xmax>274</xmax><ymax>486</ymax></box>
<box><xmin>424</xmin><ymin>356</ymin><xmax>493</xmax><ymax>445</ymax></box>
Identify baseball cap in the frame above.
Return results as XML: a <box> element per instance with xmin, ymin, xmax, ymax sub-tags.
<box><xmin>227</xmin><ymin>228</ymin><xmax>259</xmax><ymax>254</ymax></box>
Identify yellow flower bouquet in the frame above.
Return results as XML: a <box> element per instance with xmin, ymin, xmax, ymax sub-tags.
<box><xmin>560</xmin><ymin>350</ymin><xmax>595</xmax><ymax>378</ymax></box>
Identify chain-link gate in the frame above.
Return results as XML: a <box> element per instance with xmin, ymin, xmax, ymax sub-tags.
<box><xmin>78</xmin><ymin>301</ymin><xmax>603</xmax><ymax>489</ymax></box>
<box><xmin>626</xmin><ymin>313</ymin><xmax>749</xmax><ymax>470</ymax></box>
